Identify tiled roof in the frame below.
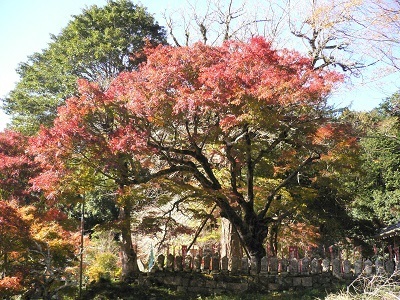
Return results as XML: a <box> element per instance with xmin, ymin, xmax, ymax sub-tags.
<box><xmin>376</xmin><ymin>222</ymin><xmax>400</xmax><ymax>238</ymax></box>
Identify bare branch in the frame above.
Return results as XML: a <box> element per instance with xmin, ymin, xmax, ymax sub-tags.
<box><xmin>186</xmin><ymin>204</ymin><xmax>217</xmax><ymax>252</ymax></box>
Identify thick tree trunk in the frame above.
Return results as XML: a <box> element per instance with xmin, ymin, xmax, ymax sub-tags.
<box><xmin>221</xmin><ymin>220</ymin><xmax>267</xmax><ymax>273</ymax></box>
<box><xmin>244</xmin><ymin>234</ymin><xmax>267</xmax><ymax>274</ymax></box>
<box><xmin>224</xmin><ymin>218</ymin><xmax>268</xmax><ymax>273</ymax></box>
<box><xmin>119</xmin><ymin>205</ymin><xmax>139</xmax><ymax>280</ymax></box>
<box><xmin>220</xmin><ymin>217</ymin><xmax>242</xmax><ymax>270</ymax></box>
<box><xmin>218</xmin><ymin>197</ymin><xmax>269</xmax><ymax>274</ymax></box>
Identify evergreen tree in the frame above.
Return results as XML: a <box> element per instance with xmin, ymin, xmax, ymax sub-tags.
<box><xmin>3</xmin><ymin>0</ymin><xmax>166</xmax><ymax>134</ymax></box>
<box><xmin>353</xmin><ymin>92</ymin><xmax>400</xmax><ymax>227</ymax></box>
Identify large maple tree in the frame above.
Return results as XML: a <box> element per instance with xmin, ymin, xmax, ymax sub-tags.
<box><xmin>31</xmin><ymin>37</ymin><xmax>353</xmax><ymax>272</ymax></box>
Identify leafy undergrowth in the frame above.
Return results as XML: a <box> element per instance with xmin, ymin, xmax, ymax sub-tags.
<box><xmin>82</xmin><ymin>280</ymin><xmax>335</xmax><ymax>300</ymax></box>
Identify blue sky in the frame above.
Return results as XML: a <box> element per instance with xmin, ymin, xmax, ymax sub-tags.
<box><xmin>0</xmin><ymin>0</ymin><xmax>399</xmax><ymax>131</ymax></box>
<box><xmin>0</xmin><ymin>0</ymin><xmax>186</xmax><ymax>130</ymax></box>
<box><xmin>0</xmin><ymin>0</ymin><xmax>104</xmax><ymax>129</ymax></box>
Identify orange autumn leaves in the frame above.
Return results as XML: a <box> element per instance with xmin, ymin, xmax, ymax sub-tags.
<box><xmin>106</xmin><ymin>37</ymin><xmax>342</xmax><ymax>126</ymax></box>
<box><xmin>31</xmin><ymin>37</ymin><xmax>344</xmax><ymax>178</ymax></box>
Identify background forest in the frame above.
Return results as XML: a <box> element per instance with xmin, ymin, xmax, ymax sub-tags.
<box><xmin>0</xmin><ymin>0</ymin><xmax>399</xmax><ymax>299</ymax></box>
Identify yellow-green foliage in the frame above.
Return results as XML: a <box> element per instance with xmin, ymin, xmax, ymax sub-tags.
<box><xmin>85</xmin><ymin>230</ymin><xmax>121</xmax><ymax>282</ymax></box>
<box><xmin>86</xmin><ymin>252</ymin><xmax>119</xmax><ymax>282</ymax></box>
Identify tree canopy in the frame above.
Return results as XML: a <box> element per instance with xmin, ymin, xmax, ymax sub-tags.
<box><xmin>30</xmin><ymin>37</ymin><xmax>355</xmax><ymax>269</ymax></box>
<box><xmin>352</xmin><ymin>92</ymin><xmax>400</xmax><ymax>227</ymax></box>
<box><xmin>3</xmin><ymin>0</ymin><xmax>167</xmax><ymax>134</ymax></box>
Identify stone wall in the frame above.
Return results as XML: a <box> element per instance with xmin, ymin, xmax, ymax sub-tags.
<box><xmin>142</xmin><ymin>271</ymin><xmax>344</xmax><ymax>294</ymax></box>
<box><xmin>139</xmin><ymin>254</ymin><xmax>400</xmax><ymax>295</ymax></box>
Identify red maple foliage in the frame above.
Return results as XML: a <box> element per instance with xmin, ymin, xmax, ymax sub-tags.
<box><xmin>0</xmin><ymin>201</ymin><xmax>31</xmax><ymax>296</ymax></box>
<box><xmin>0</xmin><ymin>201</ymin><xmax>30</xmax><ymax>253</ymax></box>
<box><xmin>0</xmin><ymin>276</ymin><xmax>23</xmax><ymax>297</ymax></box>
<box><xmin>0</xmin><ymin>130</ymin><xmax>40</xmax><ymax>204</ymax></box>
<box><xmin>0</xmin><ymin>129</ymin><xmax>80</xmax><ymax>296</ymax></box>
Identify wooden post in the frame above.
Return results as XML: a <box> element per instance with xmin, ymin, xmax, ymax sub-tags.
<box><xmin>79</xmin><ymin>200</ymin><xmax>84</xmax><ymax>299</ymax></box>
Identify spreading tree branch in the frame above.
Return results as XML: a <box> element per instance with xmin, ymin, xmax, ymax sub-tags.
<box><xmin>187</xmin><ymin>204</ymin><xmax>217</xmax><ymax>252</ymax></box>
<box><xmin>258</xmin><ymin>152</ymin><xmax>321</xmax><ymax>219</ymax></box>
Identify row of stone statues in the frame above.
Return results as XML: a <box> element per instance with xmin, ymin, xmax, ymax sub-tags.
<box><xmin>150</xmin><ymin>253</ymin><xmax>399</xmax><ymax>277</ymax></box>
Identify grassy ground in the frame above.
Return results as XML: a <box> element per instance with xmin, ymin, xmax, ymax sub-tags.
<box><xmin>82</xmin><ymin>280</ymin><xmax>337</xmax><ymax>300</ymax></box>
